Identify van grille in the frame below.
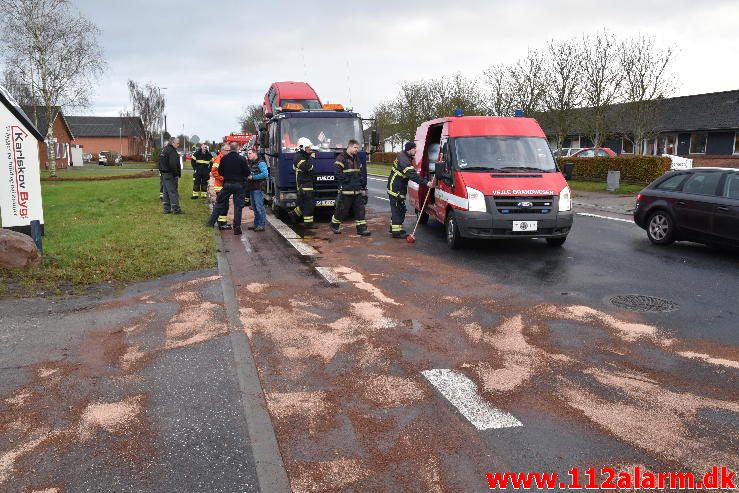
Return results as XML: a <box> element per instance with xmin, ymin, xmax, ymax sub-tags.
<box><xmin>493</xmin><ymin>195</ymin><xmax>555</xmax><ymax>215</ymax></box>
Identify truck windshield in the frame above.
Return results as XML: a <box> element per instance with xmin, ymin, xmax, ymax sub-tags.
<box><xmin>454</xmin><ymin>136</ymin><xmax>557</xmax><ymax>172</ymax></box>
<box><xmin>280</xmin><ymin>117</ymin><xmax>363</xmax><ymax>151</ymax></box>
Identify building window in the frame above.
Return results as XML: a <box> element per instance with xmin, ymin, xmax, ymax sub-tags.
<box><xmin>734</xmin><ymin>132</ymin><xmax>739</xmax><ymax>155</ymax></box>
<box><xmin>661</xmin><ymin>135</ymin><xmax>677</xmax><ymax>155</ymax></box>
<box><xmin>689</xmin><ymin>132</ymin><xmax>707</xmax><ymax>154</ymax></box>
<box><xmin>643</xmin><ymin>139</ymin><xmax>656</xmax><ymax>155</ymax></box>
<box><xmin>621</xmin><ymin>138</ymin><xmax>634</xmax><ymax>154</ymax></box>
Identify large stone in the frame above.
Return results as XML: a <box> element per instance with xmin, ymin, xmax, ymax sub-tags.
<box><xmin>0</xmin><ymin>229</ymin><xmax>42</xmax><ymax>268</ymax></box>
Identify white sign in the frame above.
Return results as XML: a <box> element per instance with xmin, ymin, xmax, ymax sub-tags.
<box><xmin>0</xmin><ymin>87</ymin><xmax>44</xmax><ymax>228</ymax></box>
<box><xmin>663</xmin><ymin>154</ymin><xmax>693</xmax><ymax>170</ymax></box>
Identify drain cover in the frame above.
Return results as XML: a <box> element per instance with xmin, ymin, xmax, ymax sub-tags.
<box><xmin>609</xmin><ymin>294</ymin><xmax>679</xmax><ymax>313</ymax></box>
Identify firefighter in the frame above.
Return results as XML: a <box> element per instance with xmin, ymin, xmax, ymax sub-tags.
<box><xmin>191</xmin><ymin>143</ymin><xmax>212</xmax><ymax>199</ymax></box>
<box><xmin>330</xmin><ymin>139</ymin><xmax>371</xmax><ymax>236</ymax></box>
<box><xmin>289</xmin><ymin>137</ymin><xmax>317</xmax><ymax>228</ymax></box>
<box><xmin>210</xmin><ymin>143</ymin><xmax>231</xmax><ymax>229</ymax></box>
<box><xmin>387</xmin><ymin>142</ymin><xmax>433</xmax><ymax>238</ymax></box>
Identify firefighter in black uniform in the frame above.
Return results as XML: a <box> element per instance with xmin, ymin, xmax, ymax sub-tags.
<box><xmin>387</xmin><ymin>142</ymin><xmax>433</xmax><ymax>238</ymax></box>
<box><xmin>289</xmin><ymin>137</ymin><xmax>317</xmax><ymax>228</ymax></box>
<box><xmin>191</xmin><ymin>143</ymin><xmax>212</xmax><ymax>199</ymax></box>
<box><xmin>330</xmin><ymin>139</ymin><xmax>371</xmax><ymax>236</ymax></box>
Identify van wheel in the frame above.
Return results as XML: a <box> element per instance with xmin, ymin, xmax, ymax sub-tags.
<box><xmin>416</xmin><ymin>208</ymin><xmax>429</xmax><ymax>225</ymax></box>
<box><xmin>546</xmin><ymin>237</ymin><xmax>567</xmax><ymax>247</ymax></box>
<box><xmin>445</xmin><ymin>210</ymin><xmax>463</xmax><ymax>249</ymax></box>
<box><xmin>647</xmin><ymin>210</ymin><xmax>675</xmax><ymax>245</ymax></box>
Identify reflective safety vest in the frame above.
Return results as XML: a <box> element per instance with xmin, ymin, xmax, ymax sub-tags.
<box><xmin>293</xmin><ymin>150</ymin><xmax>314</xmax><ymax>192</ymax></box>
<box><xmin>211</xmin><ymin>152</ymin><xmax>226</xmax><ymax>191</ymax></box>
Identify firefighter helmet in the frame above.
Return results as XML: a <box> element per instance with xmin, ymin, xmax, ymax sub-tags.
<box><xmin>297</xmin><ymin>137</ymin><xmax>313</xmax><ymax>150</ymax></box>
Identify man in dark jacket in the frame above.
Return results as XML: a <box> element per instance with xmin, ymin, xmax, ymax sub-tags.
<box><xmin>289</xmin><ymin>137</ymin><xmax>316</xmax><ymax>228</ymax></box>
<box><xmin>159</xmin><ymin>137</ymin><xmax>183</xmax><ymax>214</ymax></box>
<box><xmin>387</xmin><ymin>142</ymin><xmax>433</xmax><ymax>238</ymax></box>
<box><xmin>206</xmin><ymin>143</ymin><xmax>250</xmax><ymax>235</ymax></box>
<box><xmin>330</xmin><ymin>139</ymin><xmax>371</xmax><ymax>236</ymax></box>
<box><xmin>191</xmin><ymin>143</ymin><xmax>212</xmax><ymax>199</ymax></box>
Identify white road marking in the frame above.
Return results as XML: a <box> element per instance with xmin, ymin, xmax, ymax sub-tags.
<box><xmin>576</xmin><ymin>212</ymin><xmax>633</xmax><ymax>224</ymax></box>
<box><xmin>240</xmin><ymin>234</ymin><xmax>252</xmax><ymax>253</ymax></box>
<box><xmin>266</xmin><ymin>214</ymin><xmax>318</xmax><ymax>257</ymax></box>
<box><xmin>375</xmin><ymin>196</ymin><xmax>390</xmax><ymax>201</ymax></box>
<box><xmin>314</xmin><ymin>267</ymin><xmax>346</xmax><ymax>285</ymax></box>
<box><xmin>422</xmin><ymin>369</ymin><xmax>523</xmax><ymax>430</ymax></box>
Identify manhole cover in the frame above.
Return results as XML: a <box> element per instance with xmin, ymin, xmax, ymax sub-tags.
<box><xmin>609</xmin><ymin>294</ymin><xmax>679</xmax><ymax>313</ymax></box>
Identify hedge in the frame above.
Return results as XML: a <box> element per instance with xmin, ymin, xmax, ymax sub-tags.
<box><xmin>369</xmin><ymin>152</ymin><xmax>397</xmax><ymax>165</ymax></box>
<box><xmin>557</xmin><ymin>156</ymin><xmax>671</xmax><ymax>184</ymax></box>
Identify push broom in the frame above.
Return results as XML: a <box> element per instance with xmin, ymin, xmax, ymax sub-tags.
<box><xmin>407</xmin><ymin>179</ymin><xmax>435</xmax><ymax>244</ymax></box>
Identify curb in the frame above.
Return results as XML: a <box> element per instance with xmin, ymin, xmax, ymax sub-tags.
<box><xmin>215</xmin><ymin>233</ymin><xmax>291</xmax><ymax>493</ymax></box>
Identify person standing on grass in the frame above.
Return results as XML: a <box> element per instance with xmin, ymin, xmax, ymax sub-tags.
<box><xmin>159</xmin><ymin>137</ymin><xmax>183</xmax><ymax>214</ymax></box>
<box><xmin>206</xmin><ymin>142</ymin><xmax>250</xmax><ymax>235</ymax></box>
<box><xmin>245</xmin><ymin>148</ymin><xmax>268</xmax><ymax>232</ymax></box>
<box><xmin>191</xmin><ymin>143</ymin><xmax>212</xmax><ymax>199</ymax></box>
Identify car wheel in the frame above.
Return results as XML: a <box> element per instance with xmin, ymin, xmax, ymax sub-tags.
<box><xmin>647</xmin><ymin>210</ymin><xmax>675</xmax><ymax>245</ymax></box>
<box><xmin>546</xmin><ymin>236</ymin><xmax>567</xmax><ymax>247</ymax></box>
<box><xmin>445</xmin><ymin>210</ymin><xmax>462</xmax><ymax>249</ymax></box>
<box><xmin>416</xmin><ymin>207</ymin><xmax>429</xmax><ymax>225</ymax></box>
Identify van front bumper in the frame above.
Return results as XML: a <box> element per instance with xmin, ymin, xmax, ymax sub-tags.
<box><xmin>454</xmin><ymin>210</ymin><xmax>574</xmax><ymax>239</ymax></box>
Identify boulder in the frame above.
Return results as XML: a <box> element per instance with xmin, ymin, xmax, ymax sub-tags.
<box><xmin>0</xmin><ymin>229</ymin><xmax>42</xmax><ymax>268</ymax></box>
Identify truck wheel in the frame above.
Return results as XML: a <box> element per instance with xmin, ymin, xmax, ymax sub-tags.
<box><xmin>647</xmin><ymin>210</ymin><xmax>675</xmax><ymax>245</ymax></box>
<box><xmin>445</xmin><ymin>210</ymin><xmax>463</xmax><ymax>249</ymax></box>
<box><xmin>416</xmin><ymin>208</ymin><xmax>429</xmax><ymax>225</ymax></box>
<box><xmin>546</xmin><ymin>237</ymin><xmax>567</xmax><ymax>247</ymax></box>
<box><xmin>271</xmin><ymin>199</ymin><xmax>286</xmax><ymax>220</ymax></box>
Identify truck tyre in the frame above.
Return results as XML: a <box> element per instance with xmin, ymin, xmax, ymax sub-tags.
<box><xmin>546</xmin><ymin>237</ymin><xmax>567</xmax><ymax>247</ymax></box>
<box><xmin>416</xmin><ymin>207</ymin><xmax>429</xmax><ymax>225</ymax></box>
<box><xmin>271</xmin><ymin>198</ymin><xmax>287</xmax><ymax>221</ymax></box>
<box><xmin>646</xmin><ymin>210</ymin><xmax>675</xmax><ymax>245</ymax></box>
<box><xmin>445</xmin><ymin>210</ymin><xmax>463</xmax><ymax>249</ymax></box>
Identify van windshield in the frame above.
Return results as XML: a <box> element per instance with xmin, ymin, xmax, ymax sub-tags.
<box><xmin>280</xmin><ymin>117</ymin><xmax>363</xmax><ymax>151</ymax></box>
<box><xmin>280</xmin><ymin>99</ymin><xmax>323</xmax><ymax>110</ymax></box>
<box><xmin>453</xmin><ymin>136</ymin><xmax>557</xmax><ymax>172</ymax></box>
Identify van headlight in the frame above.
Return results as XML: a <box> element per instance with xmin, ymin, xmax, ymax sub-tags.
<box><xmin>466</xmin><ymin>186</ymin><xmax>487</xmax><ymax>212</ymax></box>
<box><xmin>559</xmin><ymin>186</ymin><xmax>572</xmax><ymax>212</ymax></box>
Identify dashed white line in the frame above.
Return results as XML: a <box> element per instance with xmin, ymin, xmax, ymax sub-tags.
<box><xmin>375</xmin><ymin>196</ymin><xmax>390</xmax><ymax>201</ymax></box>
<box><xmin>576</xmin><ymin>212</ymin><xmax>634</xmax><ymax>224</ymax></box>
<box><xmin>266</xmin><ymin>214</ymin><xmax>318</xmax><ymax>257</ymax></box>
<box><xmin>314</xmin><ymin>267</ymin><xmax>346</xmax><ymax>285</ymax></box>
<box><xmin>422</xmin><ymin>369</ymin><xmax>523</xmax><ymax>430</ymax></box>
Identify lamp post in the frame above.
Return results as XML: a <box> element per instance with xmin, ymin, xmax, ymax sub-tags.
<box><xmin>159</xmin><ymin>87</ymin><xmax>167</xmax><ymax>149</ymax></box>
<box><xmin>119</xmin><ymin>126</ymin><xmax>122</xmax><ymax>158</ymax></box>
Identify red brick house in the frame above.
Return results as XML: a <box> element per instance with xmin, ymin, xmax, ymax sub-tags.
<box><xmin>66</xmin><ymin>116</ymin><xmax>145</xmax><ymax>159</ymax></box>
<box><xmin>21</xmin><ymin>105</ymin><xmax>75</xmax><ymax>169</ymax></box>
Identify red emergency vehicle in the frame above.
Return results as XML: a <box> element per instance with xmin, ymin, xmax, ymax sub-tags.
<box><xmin>263</xmin><ymin>82</ymin><xmax>322</xmax><ymax>117</ymax></box>
<box><xmin>407</xmin><ymin>116</ymin><xmax>573</xmax><ymax>249</ymax></box>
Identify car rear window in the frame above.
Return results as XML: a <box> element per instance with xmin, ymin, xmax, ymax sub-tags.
<box><xmin>723</xmin><ymin>173</ymin><xmax>739</xmax><ymax>200</ymax></box>
<box><xmin>682</xmin><ymin>172</ymin><xmax>722</xmax><ymax>196</ymax></box>
<box><xmin>655</xmin><ymin>174</ymin><xmax>686</xmax><ymax>191</ymax></box>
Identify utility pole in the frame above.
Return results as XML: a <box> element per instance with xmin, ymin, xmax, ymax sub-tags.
<box><xmin>119</xmin><ymin>126</ymin><xmax>123</xmax><ymax>157</ymax></box>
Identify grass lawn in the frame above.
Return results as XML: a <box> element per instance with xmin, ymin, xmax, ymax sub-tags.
<box><xmin>42</xmin><ymin>168</ymin><xmax>156</xmax><ymax>179</ymax></box>
<box><xmin>0</xmin><ymin>175</ymin><xmax>215</xmax><ymax>297</ymax></box>
<box><xmin>368</xmin><ymin>163</ymin><xmax>392</xmax><ymax>176</ymax></box>
<box><xmin>568</xmin><ymin>180</ymin><xmax>643</xmax><ymax>195</ymax></box>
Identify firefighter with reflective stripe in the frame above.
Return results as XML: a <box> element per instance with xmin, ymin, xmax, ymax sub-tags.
<box><xmin>387</xmin><ymin>142</ymin><xmax>433</xmax><ymax>238</ymax></box>
<box><xmin>289</xmin><ymin>137</ymin><xmax>317</xmax><ymax>228</ymax></box>
<box><xmin>191</xmin><ymin>143</ymin><xmax>212</xmax><ymax>199</ymax></box>
<box><xmin>210</xmin><ymin>144</ymin><xmax>231</xmax><ymax>229</ymax></box>
<box><xmin>331</xmin><ymin>139</ymin><xmax>371</xmax><ymax>236</ymax></box>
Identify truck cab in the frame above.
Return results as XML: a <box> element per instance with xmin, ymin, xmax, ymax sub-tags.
<box><xmin>407</xmin><ymin>116</ymin><xmax>573</xmax><ymax>248</ymax></box>
<box><xmin>259</xmin><ymin>105</ymin><xmax>368</xmax><ymax>215</ymax></box>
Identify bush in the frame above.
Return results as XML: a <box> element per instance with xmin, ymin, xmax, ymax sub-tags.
<box><xmin>152</xmin><ymin>147</ymin><xmax>162</xmax><ymax>163</ymax></box>
<box><xmin>369</xmin><ymin>152</ymin><xmax>397</xmax><ymax>165</ymax></box>
<box><xmin>557</xmin><ymin>156</ymin><xmax>671</xmax><ymax>184</ymax></box>
<box><xmin>123</xmin><ymin>154</ymin><xmax>146</xmax><ymax>162</ymax></box>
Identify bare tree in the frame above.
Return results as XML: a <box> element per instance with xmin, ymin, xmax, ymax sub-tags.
<box><xmin>618</xmin><ymin>35</ymin><xmax>675</xmax><ymax>155</ymax></box>
<box><xmin>541</xmin><ymin>38</ymin><xmax>583</xmax><ymax>156</ymax></box>
<box><xmin>127</xmin><ymin>80</ymin><xmax>165</xmax><ymax>157</ymax></box>
<box><xmin>483</xmin><ymin>64</ymin><xmax>514</xmax><ymax>117</ymax></box>
<box><xmin>507</xmin><ymin>49</ymin><xmax>548</xmax><ymax>116</ymax></box>
<box><xmin>238</xmin><ymin>104</ymin><xmax>264</xmax><ymax>134</ymax></box>
<box><xmin>579</xmin><ymin>31</ymin><xmax>623</xmax><ymax>148</ymax></box>
<box><xmin>0</xmin><ymin>0</ymin><xmax>104</xmax><ymax>177</ymax></box>
<box><xmin>391</xmin><ymin>80</ymin><xmax>436</xmax><ymax>141</ymax></box>
<box><xmin>371</xmin><ymin>101</ymin><xmax>400</xmax><ymax>151</ymax></box>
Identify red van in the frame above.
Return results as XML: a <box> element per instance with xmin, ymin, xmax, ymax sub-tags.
<box><xmin>407</xmin><ymin>116</ymin><xmax>573</xmax><ymax>248</ymax></box>
<box><xmin>263</xmin><ymin>82</ymin><xmax>322</xmax><ymax>118</ymax></box>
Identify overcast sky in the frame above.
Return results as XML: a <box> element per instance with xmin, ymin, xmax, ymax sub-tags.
<box><xmin>73</xmin><ymin>0</ymin><xmax>739</xmax><ymax>142</ymax></box>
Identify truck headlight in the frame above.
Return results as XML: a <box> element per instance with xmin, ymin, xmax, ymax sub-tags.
<box><xmin>559</xmin><ymin>186</ymin><xmax>572</xmax><ymax>212</ymax></box>
<box><xmin>466</xmin><ymin>186</ymin><xmax>487</xmax><ymax>212</ymax></box>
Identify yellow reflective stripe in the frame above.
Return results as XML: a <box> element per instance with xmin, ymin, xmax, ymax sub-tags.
<box><xmin>195</xmin><ymin>160</ymin><xmax>211</xmax><ymax>164</ymax></box>
<box><xmin>304</xmin><ymin>217</ymin><xmax>314</xmax><ymax>221</ymax></box>
<box><xmin>218</xmin><ymin>216</ymin><xmax>228</xmax><ymax>221</ymax></box>
<box><xmin>342</xmin><ymin>190</ymin><xmax>359</xmax><ymax>195</ymax></box>
<box><xmin>342</xmin><ymin>169</ymin><xmax>361</xmax><ymax>173</ymax></box>
<box><xmin>334</xmin><ymin>161</ymin><xmax>344</xmax><ymax>168</ymax></box>
<box><xmin>301</xmin><ymin>187</ymin><xmax>314</xmax><ymax>191</ymax></box>
<box><xmin>331</xmin><ymin>216</ymin><xmax>341</xmax><ymax>224</ymax></box>
<box><xmin>391</xmin><ymin>224</ymin><xmax>403</xmax><ymax>231</ymax></box>
<box><xmin>387</xmin><ymin>190</ymin><xmax>398</xmax><ymax>197</ymax></box>
<box><xmin>294</xmin><ymin>206</ymin><xmax>302</xmax><ymax>215</ymax></box>
<box><xmin>356</xmin><ymin>220</ymin><xmax>367</xmax><ymax>225</ymax></box>
<box><xmin>214</xmin><ymin>186</ymin><xmax>222</xmax><ymax>191</ymax></box>
<box><xmin>402</xmin><ymin>166</ymin><xmax>414</xmax><ymax>173</ymax></box>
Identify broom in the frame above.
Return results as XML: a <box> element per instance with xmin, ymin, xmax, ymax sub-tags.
<box><xmin>407</xmin><ymin>179</ymin><xmax>435</xmax><ymax>244</ymax></box>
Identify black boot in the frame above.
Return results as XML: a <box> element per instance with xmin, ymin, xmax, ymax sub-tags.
<box><xmin>330</xmin><ymin>224</ymin><xmax>341</xmax><ymax>234</ymax></box>
<box><xmin>233</xmin><ymin>226</ymin><xmax>242</xmax><ymax>235</ymax></box>
<box><xmin>391</xmin><ymin>231</ymin><xmax>408</xmax><ymax>239</ymax></box>
<box><xmin>357</xmin><ymin>228</ymin><xmax>372</xmax><ymax>237</ymax></box>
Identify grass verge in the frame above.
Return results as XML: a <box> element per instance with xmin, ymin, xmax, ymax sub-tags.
<box><xmin>368</xmin><ymin>163</ymin><xmax>391</xmax><ymax>176</ymax></box>
<box><xmin>0</xmin><ymin>175</ymin><xmax>216</xmax><ymax>297</ymax></box>
<box><xmin>568</xmin><ymin>180</ymin><xmax>643</xmax><ymax>195</ymax></box>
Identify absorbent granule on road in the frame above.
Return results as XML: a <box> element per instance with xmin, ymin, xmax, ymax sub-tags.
<box><xmin>361</xmin><ymin>375</ymin><xmax>427</xmax><ymax>408</ymax></box>
<box><xmin>291</xmin><ymin>458</ymin><xmax>371</xmax><ymax>493</ymax></box>
<box><xmin>0</xmin><ymin>430</ymin><xmax>58</xmax><ymax>484</ymax></box>
<box><xmin>4</xmin><ymin>390</ymin><xmax>32</xmax><ymax>407</ymax></box>
<box><xmin>350</xmin><ymin>302</ymin><xmax>396</xmax><ymax>329</ymax></box>
<box><xmin>332</xmin><ymin>266</ymin><xmax>400</xmax><ymax>305</ymax></box>
<box><xmin>677</xmin><ymin>351</ymin><xmax>739</xmax><ymax>369</ymax></box>
<box><xmin>37</xmin><ymin>368</ymin><xmax>59</xmax><ymax>378</ymax></box>
<box><xmin>164</xmin><ymin>297</ymin><xmax>225</xmax><ymax>350</ymax></box>
<box><xmin>78</xmin><ymin>395</ymin><xmax>143</xmax><ymax>441</ymax></box>
<box><xmin>545</xmin><ymin>304</ymin><xmax>663</xmax><ymax>343</ymax></box>
<box><xmin>559</xmin><ymin>368</ymin><xmax>739</xmax><ymax>473</ymax></box>
<box><xmin>120</xmin><ymin>344</ymin><xmax>145</xmax><ymax>370</ymax></box>
<box><xmin>246</xmin><ymin>282</ymin><xmax>270</xmax><ymax>294</ymax></box>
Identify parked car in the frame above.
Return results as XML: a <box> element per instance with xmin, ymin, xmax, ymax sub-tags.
<box><xmin>570</xmin><ymin>147</ymin><xmax>616</xmax><ymax>158</ymax></box>
<box><xmin>98</xmin><ymin>151</ymin><xmax>122</xmax><ymax>166</ymax></box>
<box><xmin>98</xmin><ymin>151</ymin><xmax>109</xmax><ymax>165</ymax></box>
<box><xmin>553</xmin><ymin>147</ymin><xmax>581</xmax><ymax>157</ymax></box>
<box><xmin>634</xmin><ymin>168</ymin><xmax>739</xmax><ymax>247</ymax></box>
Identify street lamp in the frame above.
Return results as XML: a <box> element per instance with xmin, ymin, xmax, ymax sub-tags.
<box><xmin>159</xmin><ymin>87</ymin><xmax>167</xmax><ymax>149</ymax></box>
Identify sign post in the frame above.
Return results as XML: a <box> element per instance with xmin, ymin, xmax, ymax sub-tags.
<box><xmin>0</xmin><ymin>85</ymin><xmax>45</xmax><ymax>236</ymax></box>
